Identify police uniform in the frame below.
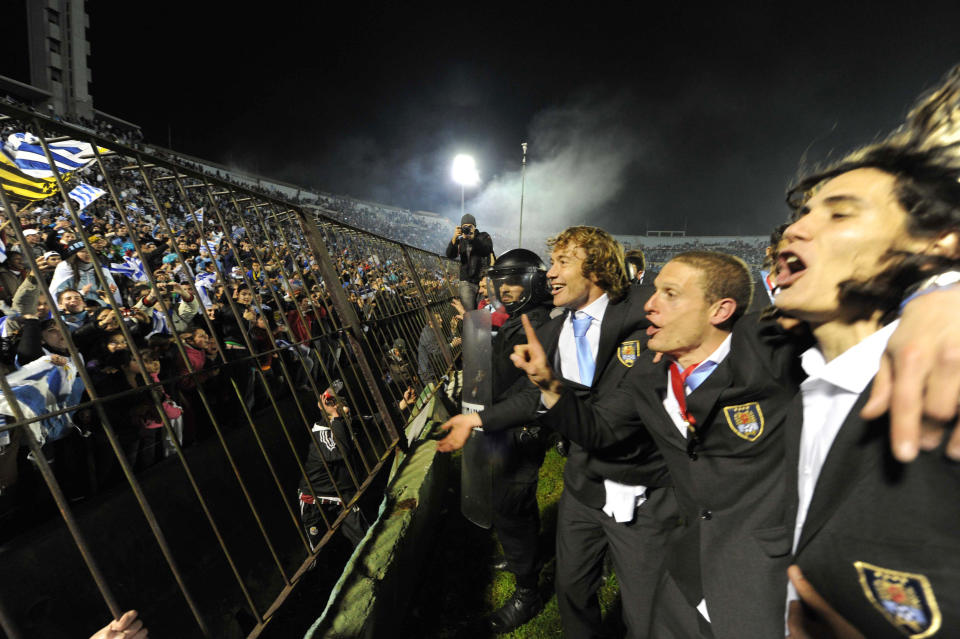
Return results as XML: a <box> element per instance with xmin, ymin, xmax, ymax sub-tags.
<box><xmin>785</xmin><ymin>324</ymin><xmax>960</xmax><ymax>638</ymax></box>
<box><xmin>299</xmin><ymin>412</ymin><xmax>367</xmax><ymax>548</ymax></box>
<box><xmin>476</xmin><ymin>303</ymin><xmax>553</xmax><ymax>589</ymax></box>
<box><xmin>536</xmin><ymin>289</ymin><xmax>679</xmax><ymax>639</ymax></box>
<box><xmin>544</xmin><ymin>313</ymin><xmax>807</xmax><ymax>639</ymax></box>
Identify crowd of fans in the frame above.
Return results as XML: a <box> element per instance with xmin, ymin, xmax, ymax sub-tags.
<box><xmin>0</xmin><ymin>121</ymin><xmax>459</xmax><ymax>539</ymax></box>
<box><xmin>626</xmin><ymin>237</ymin><xmax>768</xmax><ymax>275</ymax></box>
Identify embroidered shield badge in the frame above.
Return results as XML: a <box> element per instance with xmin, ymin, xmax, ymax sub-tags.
<box><xmin>617</xmin><ymin>340</ymin><xmax>640</xmax><ymax>367</ymax></box>
<box><xmin>722</xmin><ymin>402</ymin><xmax>764</xmax><ymax>441</ymax></box>
<box><xmin>855</xmin><ymin>561</ymin><xmax>941</xmax><ymax>638</ymax></box>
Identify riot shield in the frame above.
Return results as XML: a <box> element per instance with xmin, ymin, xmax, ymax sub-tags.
<box><xmin>460</xmin><ymin>309</ymin><xmax>493</xmax><ymax>528</ymax></box>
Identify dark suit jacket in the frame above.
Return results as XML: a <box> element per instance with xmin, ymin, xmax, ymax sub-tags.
<box><xmin>536</xmin><ymin>289</ymin><xmax>673</xmax><ymax>510</ymax></box>
<box><xmin>787</xmin><ymin>387</ymin><xmax>960</xmax><ymax>639</ymax></box>
<box><xmin>544</xmin><ymin>313</ymin><xmax>806</xmax><ymax>639</ymax></box>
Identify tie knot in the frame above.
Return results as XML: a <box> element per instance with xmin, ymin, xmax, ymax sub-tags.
<box><xmin>572</xmin><ymin>313</ymin><xmax>592</xmax><ymax>338</ymax></box>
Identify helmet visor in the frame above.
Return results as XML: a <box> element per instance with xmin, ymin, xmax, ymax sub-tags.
<box><xmin>490</xmin><ymin>271</ymin><xmax>535</xmax><ymax>313</ymax></box>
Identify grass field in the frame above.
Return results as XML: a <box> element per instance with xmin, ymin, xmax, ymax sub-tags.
<box><xmin>401</xmin><ymin>444</ymin><xmax>623</xmax><ymax>638</ymax></box>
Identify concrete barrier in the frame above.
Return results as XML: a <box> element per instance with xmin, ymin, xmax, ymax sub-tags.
<box><xmin>304</xmin><ymin>394</ymin><xmax>451</xmax><ymax>638</ymax></box>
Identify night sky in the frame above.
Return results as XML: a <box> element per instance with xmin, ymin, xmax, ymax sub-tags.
<box><xmin>86</xmin><ymin>3</ymin><xmax>960</xmax><ymax>238</ymax></box>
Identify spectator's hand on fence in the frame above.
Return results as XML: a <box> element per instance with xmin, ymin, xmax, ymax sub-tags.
<box><xmin>89</xmin><ymin>609</ymin><xmax>148</xmax><ymax>639</ymax></box>
<box><xmin>510</xmin><ymin>314</ymin><xmax>563</xmax><ymax>408</ymax></box>
<box><xmin>450</xmin><ymin>336</ymin><xmax>462</xmax><ymax>349</ymax></box>
<box><xmin>437</xmin><ymin>412</ymin><xmax>482</xmax><ymax>452</ymax></box>
<box><xmin>399</xmin><ymin>386</ymin><xmax>417</xmax><ymax>411</ymax></box>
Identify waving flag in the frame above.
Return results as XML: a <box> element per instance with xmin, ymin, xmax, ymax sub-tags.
<box><xmin>109</xmin><ymin>255</ymin><xmax>147</xmax><ymax>282</ymax></box>
<box><xmin>0</xmin><ymin>150</ymin><xmax>61</xmax><ymax>201</ymax></box>
<box><xmin>67</xmin><ymin>183</ymin><xmax>106</xmax><ymax>211</ymax></box>
<box><xmin>195</xmin><ymin>270</ymin><xmax>218</xmax><ymax>308</ymax></box>
<box><xmin>185</xmin><ymin>208</ymin><xmax>204</xmax><ymax>224</ymax></box>
<box><xmin>4</xmin><ymin>132</ymin><xmax>97</xmax><ymax>178</ymax></box>
<box><xmin>0</xmin><ymin>355</ymin><xmax>86</xmax><ymax>445</ymax></box>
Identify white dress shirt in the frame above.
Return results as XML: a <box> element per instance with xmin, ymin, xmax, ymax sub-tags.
<box><xmin>784</xmin><ymin>319</ymin><xmax>899</xmax><ymax>627</ymax></box>
<box><xmin>557</xmin><ymin>293</ymin><xmax>609</xmax><ymax>385</ymax></box>
<box><xmin>556</xmin><ymin>293</ymin><xmax>646</xmax><ymax>521</ymax></box>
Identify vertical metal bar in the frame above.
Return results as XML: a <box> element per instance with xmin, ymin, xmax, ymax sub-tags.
<box><xmin>92</xmin><ymin>151</ymin><xmax>295</xmax><ymax>590</ymax></box>
<box><xmin>291</xmin><ymin>207</ymin><xmax>402</xmax><ymax>444</ymax></box>
<box><xmin>24</xmin><ymin>127</ymin><xmax>213</xmax><ymax>636</ymax></box>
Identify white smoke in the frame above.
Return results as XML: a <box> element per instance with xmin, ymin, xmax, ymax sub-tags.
<box><xmin>463</xmin><ymin>92</ymin><xmax>644</xmax><ymax>247</ymax></box>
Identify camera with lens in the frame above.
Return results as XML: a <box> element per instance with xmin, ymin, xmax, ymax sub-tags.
<box><xmin>461</xmin><ymin>224</ymin><xmax>475</xmax><ymax>238</ymax></box>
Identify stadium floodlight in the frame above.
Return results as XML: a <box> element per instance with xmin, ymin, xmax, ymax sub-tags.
<box><xmin>451</xmin><ymin>154</ymin><xmax>479</xmax><ymax>187</ymax></box>
<box><xmin>451</xmin><ymin>154</ymin><xmax>479</xmax><ymax>219</ymax></box>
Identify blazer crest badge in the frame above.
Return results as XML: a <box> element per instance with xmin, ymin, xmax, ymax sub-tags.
<box><xmin>617</xmin><ymin>340</ymin><xmax>640</xmax><ymax>367</ymax></box>
<box><xmin>722</xmin><ymin>402</ymin><xmax>764</xmax><ymax>441</ymax></box>
<box><xmin>855</xmin><ymin>561</ymin><xmax>941</xmax><ymax>638</ymax></box>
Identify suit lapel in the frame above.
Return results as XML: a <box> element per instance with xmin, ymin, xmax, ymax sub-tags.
<box><xmin>795</xmin><ymin>387</ymin><xmax>878</xmax><ymax>555</ymax></box>
<box><xmin>593</xmin><ymin>298</ymin><xmax>627</xmax><ymax>385</ymax></box>
<box><xmin>684</xmin><ymin>358</ymin><xmax>734</xmax><ymax>431</ymax></box>
<box><xmin>645</xmin><ymin>359</ymin><xmax>689</xmax><ymax>449</ymax></box>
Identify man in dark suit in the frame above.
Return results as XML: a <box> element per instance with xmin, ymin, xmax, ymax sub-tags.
<box><xmin>773</xmin><ymin>93</ymin><xmax>960</xmax><ymax>636</ymax></box>
<box><xmin>626</xmin><ymin>247</ymin><xmax>656</xmax><ymax>308</ymax></box>
<box><xmin>530</xmin><ymin>227</ymin><xmax>680</xmax><ymax>638</ymax></box>
<box><xmin>514</xmin><ymin>251</ymin><xmax>806</xmax><ymax>638</ymax></box>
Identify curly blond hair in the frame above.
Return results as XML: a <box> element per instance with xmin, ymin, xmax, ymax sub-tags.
<box><xmin>547</xmin><ymin>226</ymin><xmax>629</xmax><ymax>301</ymax></box>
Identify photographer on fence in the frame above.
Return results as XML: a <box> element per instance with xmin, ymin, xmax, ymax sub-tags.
<box><xmin>445</xmin><ymin>213</ymin><xmax>493</xmax><ymax>310</ymax></box>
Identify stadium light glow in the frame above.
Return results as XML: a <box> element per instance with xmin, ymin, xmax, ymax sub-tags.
<box><xmin>451</xmin><ymin>154</ymin><xmax>479</xmax><ymax>187</ymax></box>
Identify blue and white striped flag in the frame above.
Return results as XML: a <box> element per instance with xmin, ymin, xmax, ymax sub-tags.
<box><xmin>67</xmin><ymin>182</ymin><xmax>106</xmax><ymax>211</ymax></box>
<box><xmin>0</xmin><ymin>355</ymin><xmax>86</xmax><ymax>444</ymax></box>
<box><xmin>4</xmin><ymin>132</ymin><xmax>97</xmax><ymax>178</ymax></box>
<box><xmin>109</xmin><ymin>255</ymin><xmax>148</xmax><ymax>282</ymax></box>
<box><xmin>126</xmin><ymin>203</ymin><xmax>145</xmax><ymax>215</ymax></box>
<box><xmin>185</xmin><ymin>208</ymin><xmax>204</xmax><ymax>224</ymax></box>
<box><xmin>0</xmin><ymin>235</ymin><xmax>6</xmax><ymax>264</ymax></box>
<box><xmin>195</xmin><ymin>270</ymin><xmax>218</xmax><ymax>309</ymax></box>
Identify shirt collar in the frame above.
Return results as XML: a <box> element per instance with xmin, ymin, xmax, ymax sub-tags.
<box><xmin>671</xmin><ymin>333</ymin><xmax>733</xmax><ymax>373</ymax></box>
<box><xmin>574</xmin><ymin>292</ymin><xmax>610</xmax><ymax>323</ymax></box>
<box><xmin>800</xmin><ymin>319</ymin><xmax>900</xmax><ymax>394</ymax></box>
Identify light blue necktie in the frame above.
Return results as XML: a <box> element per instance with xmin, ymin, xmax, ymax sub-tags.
<box><xmin>572</xmin><ymin>312</ymin><xmax>595</xmax><ymax>384</ymax></box>
<box><xmin>683</xmin><ymin>360</ymin><xmax>718</xmax><ymax>392</ymax></box>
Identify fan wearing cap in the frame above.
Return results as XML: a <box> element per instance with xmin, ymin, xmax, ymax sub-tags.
<box><xmin>445</xmin><ymin>213</ymin><xmax>494</xmax><ymax>310</ymax></box>
<box><xmin>297</xmin><ymin>383</ymin><xmax>369</xmax><ymax>549</ymax></box>
<box><xmin>438</xmin><ymin>248</ymin><xmax>554</xmax><ymax>633</ymax></box>
<box><xmin>21</xmin><ymin>228</ymin><xmax>45</xmax><ymax>259</ymax></box>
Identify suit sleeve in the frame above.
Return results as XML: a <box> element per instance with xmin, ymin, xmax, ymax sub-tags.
<box><xmin>539</xmin><ymin>364</ymin><xmax>648</xmax><ymax>452</ymax></box>
<box><xmin>478</xmin><ymin>375</ymin><xmax>541</xmax><ymax>431</ymax></box>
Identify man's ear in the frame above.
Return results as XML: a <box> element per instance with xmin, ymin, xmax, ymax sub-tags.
<box><xmin>927</xmin><ymin>231</ymin><xmax>960</xmax><ymax>259</ymax></box>
<box><xmin>709</xmin><ymin>298</ymin><xmax>737</xmax><ymax>326</ymax></box>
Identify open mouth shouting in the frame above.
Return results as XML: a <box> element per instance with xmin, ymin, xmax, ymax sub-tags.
<box><xmin>775</xmin><ymin>251</ymin><xmax>807</xmax><ymax>287</ymax></box>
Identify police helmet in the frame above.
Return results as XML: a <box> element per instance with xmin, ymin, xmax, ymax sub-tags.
<box><xmin>488</xmin><ymin>248</ymin><xmax>550</xmax><ymax>315</ymax></box>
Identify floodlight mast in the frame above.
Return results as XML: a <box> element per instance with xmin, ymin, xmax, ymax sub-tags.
<box><xmin>451</xmin><ymin>154</ymin><xmax>479</xmax><ymax>220</ymax></box>
<box><xmin>519</xmin><ymin>142</ymin><xmax>527</xmax><ymax>247</ymax></box>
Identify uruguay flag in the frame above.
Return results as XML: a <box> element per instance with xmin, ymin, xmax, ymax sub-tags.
<box><xmin>195</xmin><ymin>270</ymin><xmax>218</xmax><ymax>309</ymax></box>
<box><xmin>4</xmin><ymin>132</ymin><xmax>97</xmax><ymax>178</ymax></box>
<box><xmin>0</xmin><ymin>355</ymin><xmax>86</xmax><ymax>445</ymax></box>
<box><xmin>67</xmin><ymin>183</ymin><xmax>107</xmax><ymax>211</ymax></box>
<box><xmin>109</xmin><ymin>255</ymin><xmax>148</xmax><ymax>282</ymax></box>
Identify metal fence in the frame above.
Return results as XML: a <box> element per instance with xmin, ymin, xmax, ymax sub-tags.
<box><xmin>0</xmin><ymin>103</ymin><xmax>460</xmax><ymax>638</ymax></box>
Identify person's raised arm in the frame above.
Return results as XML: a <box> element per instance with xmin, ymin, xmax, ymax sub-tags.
<box><xmin>863</xmin><ymin>285</ymin><xmax>960</xmax><ymax>460</ymax></box>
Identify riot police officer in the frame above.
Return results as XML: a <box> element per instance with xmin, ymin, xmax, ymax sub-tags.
<box><xmin>438</xmin><ymin>248</ymin><xmax>554</xmax><ymax>633</ymax></box>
